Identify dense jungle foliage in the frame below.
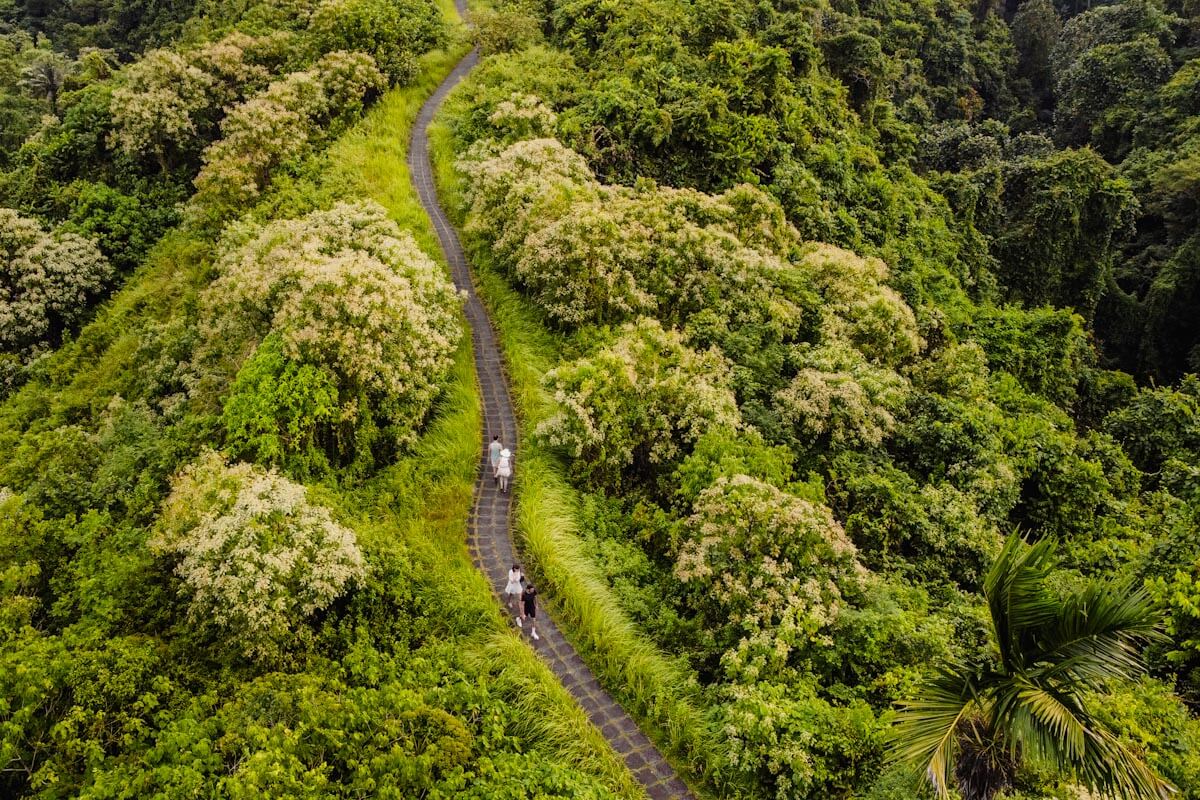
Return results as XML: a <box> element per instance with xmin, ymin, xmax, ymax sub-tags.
<box><xmin>433</xmin><ymin>0</ymin><xmax>1200</xmax><ymax>795</ymax></box>
<box><xmin>1</xmin><ymin>0</ymin><xmax>1199</xmax><ymax>793</ymax></box>
<box><xmin>0</xmin><ymin>0</ymin><xmax>647</xmax><ymax>797</ymax></box>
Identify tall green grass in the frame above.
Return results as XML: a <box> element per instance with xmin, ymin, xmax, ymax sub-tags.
<box><xmin>428</xmin><ymin>98</ymin><xmax>730</xmax><ymax>799</ymax></box>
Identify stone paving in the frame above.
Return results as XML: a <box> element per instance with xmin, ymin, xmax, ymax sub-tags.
<box><xmin>406</xmin><ymin>27</ymin><xmax>696</xmax><ymax>800</ymax></box>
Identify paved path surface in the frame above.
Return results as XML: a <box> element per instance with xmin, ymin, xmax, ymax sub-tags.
<box><xmin>406</xmin><ymin>27</ymin><xmax>696</xmax><ymax>800</ymax></box>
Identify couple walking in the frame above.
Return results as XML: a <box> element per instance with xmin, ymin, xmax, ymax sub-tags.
<box><xmin>488</xmin><ymin>435</ymin><xmax>513</xmax><ymax>493</ymax></box>
<box><xmin>505</xmin><ymin>563</ymin><xmax>538</xmax><ymax>640</ymax></box>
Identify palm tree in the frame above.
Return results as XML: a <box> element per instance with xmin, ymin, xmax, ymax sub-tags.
<box><xmin>891</xmin><ymin>534</ymin><xmax>1174</xmax><ymax>800</ymax></box>
<box><xmin>21</xmin><ymin>51</ymin><xmax>72</xmax><ymax>116</ymax></box>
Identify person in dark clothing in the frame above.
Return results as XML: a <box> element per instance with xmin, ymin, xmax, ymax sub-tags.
<box><xmin>521</xmin><ymin>584</ymin><xmax>539</xmax><ymax>640</ymax></box>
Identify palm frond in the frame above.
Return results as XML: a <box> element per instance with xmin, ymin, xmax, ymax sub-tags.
<box><xmin>1074</xmin><ymin>725</ymin><xmax>1176</xmax><ymax>800</ymax></box>
<box><xmin>986</xmin><ymin>534</ymin><xmax>1058</xmax><ymax>672</ymax></box>
<box><xmin>1005</xmin><ymin>681</ymin><xmax>1089</xmax><ymax>763</ymax></box>
<box><xmin>890</xmin><ymin>668</ymin><xmax>978</xmax><ymax>799</ymax></box>
<box><xmin>1034</xmin><ymin>581</ymin><xmax>1165</xmax><ymax>688</ymax></box>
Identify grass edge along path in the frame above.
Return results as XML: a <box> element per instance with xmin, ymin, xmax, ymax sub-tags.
<box><xmin>424</xmin><ymin>68</ymin><xmax>730</xmax><ymax>800</ymax></box>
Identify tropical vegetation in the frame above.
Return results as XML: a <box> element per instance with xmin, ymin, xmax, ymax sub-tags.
<box><xmin>0</xmin><ymin>0</ymin><xmax>1198</xmax><ymax>795</ymax></box>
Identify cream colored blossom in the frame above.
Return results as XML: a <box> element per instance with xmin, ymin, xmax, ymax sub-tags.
<box><xmin>200</xmin><ymin>201</ymin><xmax>462</xmax><ymax>448</ymax></box>
<box><xmin>153</xmin><ymin>449</ymin><xmax>365</xmax><ymax>660</ymax></box>
<box><xmin>774</xmin><ymin>342</ymin><xmax>910</xmax><ymax>451</ymax></box>
<box><xmin>675</xmin><ymin>475</ymin><xmax>865</xmax><ymax>681</ymax></box>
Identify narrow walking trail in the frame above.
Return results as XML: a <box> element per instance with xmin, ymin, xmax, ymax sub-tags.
<box><xmin>406</xmin><ymin>29</ymin><xmax>697</xmax><ymax>800</ymax></box>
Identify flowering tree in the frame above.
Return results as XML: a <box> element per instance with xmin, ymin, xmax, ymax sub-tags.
<box><xmin>774</xmin><ymin>342</ymin><xmax>910</xmax><ymax>453</ymax></box>
<box><xmin>459</xmin><ymin>137</ymin><xmax>599</xmax><ymax>265</ymax></box>
<box><xmin>486</xmin><ymin>93</ymin><xmax>558</xmax><ymax>142</ymax></box>
<box><xmin>794</xmin><ymin>243</ymin><xmax>922</xmax><ymax>367</ymax></box>
<box><xmin>0</xmin><ymin>209</ymin><xmax>112</xmax><ymax>355</ymax></box>
<box><xmin>152</xmin><ymin>449</ymin><xmax>365</xmax><ymax>661</ymax></box>
<box><xmin>205</xmin><ymin>201</ymin><xmax>462</xmax><ymax>468</ymax></box>
<box><xmin>192</xmin><ymin>52</ymin><xmax>385</xmax><ymax>213</ymax></box>
<box><xmin>674</xmin><ymin>474</ymin><xmax>864</xmax><ymax>682</ymax></box>
<box><xmin>109</xmin><ymin>49</ymin><xmax>217</xmax><ymax>171</ymax></box>
<box><xmin>308</xmin><ymin>0</ymin><xmax>443</xmax><ymax>85</ymax></box>
<box><xmin>536</xmin><ymin>318</ymin><xmax>740</xmax><ymax>491</ymax></box>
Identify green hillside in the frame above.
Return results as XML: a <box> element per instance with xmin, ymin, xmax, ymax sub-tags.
<box><xmin>1</xmin><ymin>0</ymin><xmax>1198</xmax><ymax>796</ymax></box>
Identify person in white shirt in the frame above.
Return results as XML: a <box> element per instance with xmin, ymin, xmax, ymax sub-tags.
<box><xmin>505</xmin><ymin>563</ymin><xmax>524</xmax><ymax>618</ymax></box>
<box><xmin>496</xmin><ymin>448</ymin><xmax>513</xmax><ymax>493</ymax></box>
<box><xmin>488</xmin><ymin>436</ymin><xmax>503</xmax><ymax>483</ymax></box>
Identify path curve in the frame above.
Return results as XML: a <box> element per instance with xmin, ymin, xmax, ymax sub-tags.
<box><xmin>407</xmin><ymin>24</ymin><xmax>696</xmax><ymax>800</ymax></box>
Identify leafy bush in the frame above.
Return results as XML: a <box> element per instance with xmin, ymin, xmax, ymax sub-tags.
<box><xmin>205</xmin><ymin>201</ymin><xmax>463</xmax><ymax>470</ymax></box>
<box><xmin>536</xmin><ymin>318</ymin><xmax>740</xmax><ymax>492</ymax></box>
<box><xmin>308</xmin><ymin>0</ymin><xmax>444</xmax><ymax>85</ymax></box>
<box><xmin>715</xmin><ymin>680</ymin><xmax>885</xmax><ymax>800</ymax></box>
<box><xmin>472</xmin><ymin>9</ymin><xmax>544</xmax><ymax>55</ymax></box>
<box><xmin>192</xmin><ymin>52</ymin><xmax>385</xmax><ymax>214</ymax></box>
<box><xmin>152</xmin><ymin>449</ymin><xmax>365</xmax><ymax>660</ymax></box>
<box><xmin>674</xmin><ymin>474</ymin><xmax>862</xmax><ymax>682</ymax></box>
<box><xmin>0</xmin><ymin>208</ymin><xmax>113</xmax><ymax>356</ymax></box>
<box><xmin>774</xmin><ymin>342</ymin><xmax>909</xmax><ymax>454</ymax></box>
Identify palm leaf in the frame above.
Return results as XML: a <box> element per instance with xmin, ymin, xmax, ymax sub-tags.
<box><xmin>890</xmin><ymin>667</ymin><xmax>978</xmax><ymax>799</ymax></box>
<box><xmin>986</xmin><ymin>535</ymin><xmax>1059</xmax><ymax>672</ymax></box>
<box><xmin>1033</xmin><ymin>581</ymin><xmax>1165</xmax><ymax>688</ymax></box>
<box><xmin>1073</xmin><ymin>725</ymin><xmax>1176</xmax><ymax>800</ymax></box>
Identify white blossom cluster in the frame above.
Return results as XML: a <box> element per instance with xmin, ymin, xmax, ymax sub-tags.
<box><xmin>202</xmin><ymin>201</ymin><xmax>462</xmax><ymax>448</ymax></box>
<box><xmin>536</xmin><ymin>318</ymin><xmax>740</xmax><ymax>488</ymax></box>
<box><xmin>674</xmin><ymin>475</ymin><xmax>866</xmax><ymax>683</ymax></box>
<box><xmin>775</xmin><ymin>341</ymin><xmax>911</xmax><ymax>450</ymax></box>
<box><xmin>193</xmin><ymin>51</ymin><xmax>385</xmax><ymax>211</ymax></box>
<box><xmin>459</xmin><ymin>135</ymin><xmax>812</xmax><ymax>331</ymax></box>
<box><xmin>0</xmin><ymin>208</ymin><xmax>113</xmax><ymax>355</ymax></box>
<box><xmin>153</xmin><ymin>449</ymin><xmax>365</xmax><ymax>660</ymax></box>
<box><xmin>110</xmin><ymin>32</ymin><xmax>287</xmax><ymax>169</ymax></box>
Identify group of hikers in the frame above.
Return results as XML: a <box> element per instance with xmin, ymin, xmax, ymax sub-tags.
<box><xmin>488</xmin><ymin>435</ymin><xmax>537</xmax><ymax>639</ymax></box>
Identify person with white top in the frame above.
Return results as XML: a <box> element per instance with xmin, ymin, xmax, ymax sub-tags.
<box><xmin>505</xmin><ymin>563</ymin><xmax>524</xmax><ymax>617</ymax></box>
<box><xmin>496</xmin><ymin>447</ymin><xmax>513</xmax><ymax>493</ymax></box>
<box><xmin>488</xmin><ymin>435</ymin><xmax>503</xmax><ymax>483</ymax></box>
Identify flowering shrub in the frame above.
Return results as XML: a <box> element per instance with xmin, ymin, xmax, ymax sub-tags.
<box><xmin>486</xmin><ymin>93</ymin><xmax>557</xmax><ymax>141</ymax></box>
<box><xmin>110</xmin><ymin>34</ymin><xmax>278</xmax><ymax>171</ymax></box>
<box><xmin>308</xmin><ymin>0</ymin><xmax>443</xmax><ymax>85</ymax></box>
<box><xmin>536</xmin><ymin>318</ymin><xmax>740</xmax><ymax>491</ymax></box>
<box><xmin>773</xmin><ymin>343</ymin><xmax>910</xmax><ymax>453</ymax></box>
<box><xmin>513</xmin><ymin>195</ymin><xmax>654</xmax><ymax>325</ymax></box>
<box><xmin>204</xmin><ymin>201</ymin><xmax>462</xmax><ymax>468</ymax></box>
<box><xmin>794</xmin><ymin>244</ymin><xmax>922</xmax><ymax>367</ymax></box>
<box><xmin>716</xmin><ymin>680</ymin><xmax>884</xmax><ymax>800</ymax></box>
<box><xmin>0</xmin><ymin>209</ymin><xmax>113</xmax><ymax>355</ymax></box>
<box><xmin>460</xmin><ymin>137</ymin><xmax>598</xmax><ymax>267</ymax></box>
<box><xmin>110</xmin><ymin>50</ymin><xmax>216</xmax><ymax>169</ymax></box>
<box><xmin>152</xmin><ymin>449</ymin><xmax>365</xmax><ymax>660</ymax></box>
<box><xmin>463</xmin><ymin>139</ymin><xmax>811</xmax><ymax>333</ymax></box>
<box><xmin>472</xmin><ymin>10</ymin><xmax>544</xmax><ymax>55</ymax></box>
<box><xmin>192</xmin><ymin>52</ymin><xmax>385</xmax><ymax>213</ymax></box>
<box><xmin>674</xmin><ymin>475</ymin><xmax>863</xmax><ymax>682</ymax></box>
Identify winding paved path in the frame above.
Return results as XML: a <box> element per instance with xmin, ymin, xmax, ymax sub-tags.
<box><xmin>406</xmin><ymin>30</ymin><xmax>697</xmax><ymax>800</ymax></box>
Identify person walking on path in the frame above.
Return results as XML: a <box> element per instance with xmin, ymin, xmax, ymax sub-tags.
<box><xmin>521</xmin><ymin>583</ymin><xmax>539</xmax><ymax>640</ymax></box>
<box><xmin>489</xmin><ymin>436</ymin><xmax>503</xmax><ymax>483</ymax></box>
<box><xmin>496</xmin><ymin>447</ymin><xmax>513</xmax><ymax>494</ymax></box>
<box><xmin>505</xmin><ymin>563</ymin><xmax>524</xmax><ymax>616</ymax></box>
